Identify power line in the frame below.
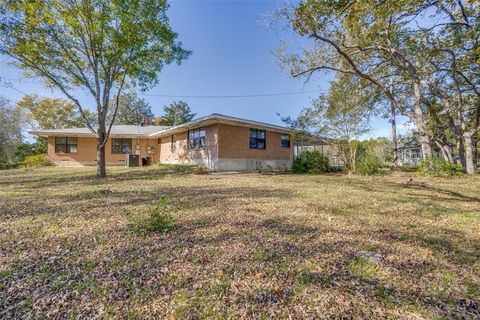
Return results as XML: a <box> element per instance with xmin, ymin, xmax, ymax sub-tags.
<box><xmin>1</xmin><ymin>95</ymin><xmax>19</xmax><ymax>104</ymax></box>
<box><xmin>1</xmin><ymin>81</ymin><xmax>322</xmax><ymax>99</ymax></box>
<box><xmin>0</xmin><ymin>83</ymin><xmax>29</xmax><ymax>96</ymax></box>
<box><xmin>138</xmin><ymin>90</ymin><xmax>320</xmax><ymax>99</ymax></box>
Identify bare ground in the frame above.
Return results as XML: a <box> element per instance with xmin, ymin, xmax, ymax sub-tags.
<box><xmin>0</xmin><ymin>166</ymin><xmax>479</xmax><ymax>319</ymax></box>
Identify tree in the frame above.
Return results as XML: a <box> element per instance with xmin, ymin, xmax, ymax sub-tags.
<box><xmin>0</xmin><ymin>97</ymin><xmax>23</xmax><ymax>167</ymax></box>
<box><xmin>16</xmin><ymin>94</ymin><xmax>95</xmax><ymax>154</ymax></box>
<box><xmin>109</xmin><ymin>92</ymin><xmax>154</xmax><ymax>125</ymax></box>
<box><xmin>156</xmin><ymin>101</ymin><xmax>196</xmax><ymax>126</ymax></box>
<box><xmin>0</xmin><ymin>0</ymin><xmax>191</xmax><ymax>178</ymax></box>
<box><xmin>17</xmin><ymin>94</ymin><xmax>94</xmax><ymax>130</ymax></box>
<box><xmin>288</xmin><ymin>76</ymin><xmax>374</xmax><ymax>173</ymax></box>
<box><xmin>277</xmin><ymin>0</ymin><xmax>479</xmax><ymax>173</ymax></box>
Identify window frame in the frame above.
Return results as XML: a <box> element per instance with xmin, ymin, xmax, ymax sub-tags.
<box><xmin>188</xmin><ymin>128</ymin><xmax>206</xmax><ymax>150</ymax></box>
<box><xmin>171</xmin><ymin>135</ymin><xmax>176</xmax><ymax>151</ymax></box>
<box><xmin>55</xmin><ymin>136</ymin><xmax>78</xmax><ymax>154</ymax></box>
<box><xmin>111</xmin><ymin>138</ymin><xmax>132</xmax><ymax>154</ymax></box>
<box><xmin>249</xmin><ymin>128</ymin><xmax>266</xmax><ymax>150</ymax></box>
<box><xmin>281</xmin><ymin>134</ymin><xmax>291</xmax><ymax>148</ymax></box>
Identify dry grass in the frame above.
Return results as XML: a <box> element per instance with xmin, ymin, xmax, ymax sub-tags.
<box><xmin>0</xmin><ymin>166</ymin><xmax>479</xmax><ymax>319</ymax></box>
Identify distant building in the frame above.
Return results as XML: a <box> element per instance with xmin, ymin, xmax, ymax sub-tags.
<box><xmin>397</xmin><ymin>137</ymin><xmax>443</xmax><ymax>165</ymax></box>
<box><xmin>294</xmin><ymin>133</ymin><xmax>343</xmax><ymax>166</ymax></box>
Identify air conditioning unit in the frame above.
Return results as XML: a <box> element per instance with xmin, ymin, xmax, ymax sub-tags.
<box><xmin>125</xmin><ymin>154</ymin><xmax>140</xmax><ymax>167</ymax></box>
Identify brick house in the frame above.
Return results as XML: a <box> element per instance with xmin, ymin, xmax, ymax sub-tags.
<box><xmin>31</xmin><ymin>114</ymin><xmax>294</xmax><ymax>171</ymax></box>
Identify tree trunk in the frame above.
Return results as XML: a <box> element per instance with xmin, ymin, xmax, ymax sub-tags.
<box><xmin>412</xmin><ymin>82</ymin><xmax>433</xmax><ymax>159</ymax></box>
<box><xmin>96</xmin><ymin>121</ymin><xmax>107</xmax><ymax>179</ymax></box>
<box><xmin>434</xmin><ymin>141</ymin><xmax>453</xmax><ymax>163</ymax></box>
<box><xmin>390</xmin><ymin>103</ymin><xmax>399</xmax><ymax>166</ymax></box>
<box><xmin>464</xmin><ymin>132</ymin><xmax>476</xmax><ymax>174</ymax></box>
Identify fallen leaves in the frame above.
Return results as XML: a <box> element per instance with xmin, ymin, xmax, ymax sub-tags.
<box><xmin>0</xmin><ymin>167</ymin><xmax>479</xmax><ymax>319</ymax></box>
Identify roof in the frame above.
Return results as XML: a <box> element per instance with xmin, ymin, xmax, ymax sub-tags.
<box><xmin>294</xmin><ymin>132</ymin><xmax>332</xmax><ymax>145</ymax></box>
<box><xmin>30</xmin><ymin>114</ymin><xmax>292</xmax><ymax>138</ymax></box>
<box><xmin>30</xmin><ymin>125</ymin><xmax>171</xmax><ymax>137</ymax></box>
<box><xmin>148</xmin><ymin>113</ymin><xmax>292</xmax><ymax>137</ymax></box>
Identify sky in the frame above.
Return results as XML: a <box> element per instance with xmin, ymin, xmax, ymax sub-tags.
<box><xmin>0</xmin><ymin>0</ymin><xmax>412</xmax><ymax>139</ymax></box>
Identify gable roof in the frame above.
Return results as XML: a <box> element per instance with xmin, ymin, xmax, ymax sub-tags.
<box><xmin>30</xmin><ymin>114</ymin><xmax>292</xmax><ymax>138</ymax></box>
<box><xmin>30</xmin><ymin>125</ymin><xmax>170</xmax><ymax>137</ymax></box>
<box><xmin>148</xmin><ymin>113</ymin><xmax>292</xmax><ymax>137</ymax></box>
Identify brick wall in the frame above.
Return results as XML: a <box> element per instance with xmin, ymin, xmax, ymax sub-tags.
<box><xmin>159</xmin><ymin>124</ymin><xmax>219</xmax><ymax>164</ymax></box>
<box><xmin>217</xmin><ymin>123</ymin><xmax>293</xmax><ymax>160</ymax></box>
<box><xmin>47</xmin><ymin>136</ymin><xmax>159</xmax><ymax>166</ymax></box>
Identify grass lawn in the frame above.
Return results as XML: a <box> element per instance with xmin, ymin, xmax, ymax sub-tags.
<box><xmin>1</xmin><ymin>166</ymin><xmax>479</xmax><ymax>319</ymax></box>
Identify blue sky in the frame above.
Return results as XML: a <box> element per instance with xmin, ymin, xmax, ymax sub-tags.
<box><xmin>0</xmin><ymin>0</ymin><xmax>411</xmax><ymax>138</ymax></box>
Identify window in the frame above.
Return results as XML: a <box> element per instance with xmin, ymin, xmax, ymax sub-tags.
<box><xmin>250</xmin><ymin>128</ymin><xmax>266</xmax><ymax>149</ymax></box>
<box><xmin>188</xmin><ymin>128</ymin><xmax>206</xmax><ymax>149</ymax></box>
<box><xmin>171</xmin><ymin>135</ymin><xmax>176</xmax><ymax>151</ymax></box>
<box><xmin>281</xmin><ymin>134</ymin><xmax>290</xmax><ymax>148</ymax></box>
<box><xmin>55</xmin><ymin>137</ymin><xmax>77</xmax><ymax>153</ymax></box>
<box><xmin>411</xmin><ymin>148</ymin><xmax>421</xmax><ymax>159</ymax></box>
<box><xmin>111</xmin><ymin>138</ymin><xmax>132</xmax><ymax>154</ymax></box>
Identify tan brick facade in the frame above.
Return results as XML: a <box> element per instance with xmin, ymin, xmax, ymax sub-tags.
<box><xmin>47</xmin><ymin>136</ymin><xmax>160</xmax><ymax>166</ymax></box>
<box><xmin>46</xmin><ymin>122</ymin><xmax>293</xmax><ymax>171</ymax></box>
<box><xmin>217</xmin><ymin>123</ymin><xmax>293</xmax><ymax>160</ymax></box>
<box><xmin>159</xmin><ymin>124</ymin><xmax>219</xmax><ymax>169</ymax></box>
<box><xmin>158</xmin><ymin>123</ymin><xmax>293</xmax><ymax>171</ymax></box>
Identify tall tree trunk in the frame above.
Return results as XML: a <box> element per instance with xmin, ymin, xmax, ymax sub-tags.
<box><xmin>464</xmin><ymin>132</ymin><xmax>477</xmax><ymax>174</ymax></box>
<box><xmin>456</xmin><ymin>138</ymin><xmax>466</xmax><ymax>168</ymax></box>
<box><xmin>434</xmin><ymin>141</ymin><xmax>453</xmax><ymax>163</ymax></box>
<box><xmin>446</xmin><ymin>115</ymin><xmax>466</xmax><ymax>168</ymax></box>
<box><xmin>96</xmin><ymin>121</ymin><xmax>107</xmax><ymax>179</ymax></box>
<box><xmin>390</xmin><ymin>103</ymin><xmax>399</xmax><ymax>166</ymax></box>
<box><xmin>412</xmin><ymin>82</ymin><xmax>433</xmax><ymax>159</ymax></box>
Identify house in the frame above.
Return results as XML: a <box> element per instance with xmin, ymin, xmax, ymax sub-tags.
<box><xmin>397</xmin><ymin>136</ymin><xmax>443</xmax><ymax>165</ymax></box>
<box><xmin>294</xmin><ymin>133</ymin><xmax>342</xmax><ymax>166</ymax></box>
<box><xmin>30</xmin><ymin>113</ymin><xmax>294</xmax><ymax>171</ymax></box>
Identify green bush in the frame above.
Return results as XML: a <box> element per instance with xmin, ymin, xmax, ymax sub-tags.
<box><xmin>157</xmin><ymin>163</ymin><xmax>209</xmax><ymax>174</ymax></box>
<box><xmin>191</xmin><ymin>166</ymin><xmax>209</xmax><ymax>175</ymax></box>
<box><xmin>292</xmin><ymin>151</ymin><xmax>329</xmax><ymax>174</ymax></box>
<box><xmin>397</xmin><ymin>164</ymin><xmax>418</xmax><ymax>172</ymax></box>
<box><xmin>417</xmin><ymin>157</ymin><xmax>464</xmax><ymax>176</ymax></box>
<box><xmin>19</xmin><ymin>154</ymin><xmax>52</xmax><ymax>168</ymax></box>
<box><xmin>356</xmin><ymin>154</ymin><xmax>383</xmax><ymax>176</ymax></box>
<box><xmin>127</xmin><ymin>196</ymin><xmax>175</xmax><ymax>234</ymax></box>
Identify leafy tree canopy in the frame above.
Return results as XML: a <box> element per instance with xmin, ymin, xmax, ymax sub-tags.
<box><xmin>0</xmin><ymin>97</ymin><xmax>23</xmax><ymax>165</ymax></box>
<box><xmin>109</xmin><ymin>92</ymin><xmax>154</xmax><ymax>125</ymax></box>
<box><xmin>17</xmin><ymin>94</ymin><xmax>95</xmax><ymax>130</ymax></box>
<box><xmin>156</xmin><ymin>101</ymin><xmax>196</xmax><ymax>126</ymax></box>
<box><xmin>0</xmin><ymin>0</ymin><xmax>191</xmax><ymax>177</ymax></box>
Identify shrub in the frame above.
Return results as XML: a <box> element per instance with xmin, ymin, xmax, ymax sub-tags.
<box><xmin>356</xmin><ymin>154</ymin><xmax>383</xmax><ymax>176</ymax></box>
<box><xmin>417</xmin><ymin>157</ymin><xmax>464</xmax><ymax>176</ymax></box>
<box><xmin>127</xmin><ymin>196</ymin><xmax>175</xmax><ymax>234</ymax></box>
<box><xmin>292</xmin><ymin>151</ymin><xmax>329</xmax><ymax>174</ymax></box>
<box><xmin>19</xmin><ymin>154</ymin><xmax>52</xmax><ymax>168</ymax></box>
<box><xmin>397</xmin><ymin>164</ymin><xmax>418</xmax><ymax>172</ymax></box>
<box><xmin>191</xmin><ymin>166</ymin><xmax>209</xmax><ymax>175</ymax></box>
<box><xmin>157</xmin><ymin>163</ymin><xmax>209</xmax><ymax>174</ymax></box>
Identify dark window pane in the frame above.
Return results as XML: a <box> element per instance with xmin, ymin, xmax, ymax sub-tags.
<box><xmin>250</xmin><ymin>129</ymin><xmax>266</xmax><ymax>149</ymax></box>
<box><xmin>281</xmin><ymin>134</ymin><xmax>290</xmax><ymax>148</ymax></box>
<box><xmin>55</xmin><ymin>144</ymin><xmax>67</xmax><ymax>153</ymax></box>
<box><xmin>112</xmin><ymin>138</ymin><xmax>131</xmax><ymax>154</ymax></box>
<box><xmin>250</xmin><ymin>137</ymin><xmax>256</xmax><ymax>148</ymax></box>
<box><xmin>56</xmin><ymin>137</ymin><xmax>66</xmax><ymax>144</ymax></box>
<box><xmin>188</xmin><ymin>128</ymin><xmax>206</xmax><ymax>149</ymax></box>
